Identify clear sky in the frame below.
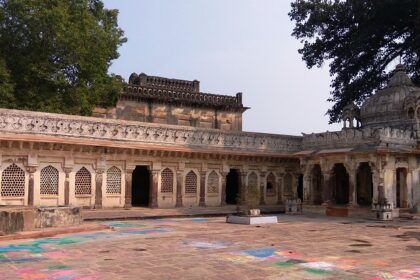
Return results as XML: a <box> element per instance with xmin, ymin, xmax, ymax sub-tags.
<box><xmin>102</xmin><ymin>0</ymin><xmax>342</xmax><ymax>135</ymax></box>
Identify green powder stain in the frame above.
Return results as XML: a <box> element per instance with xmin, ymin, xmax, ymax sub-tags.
<box><xmin>304</xmin><ymin>268</ymin><xmax>330</xmax><ymax>275</ymax></box>
<box><xmin>0</xmin><ymin>254</ymin><xmax>5</xmax><ymax>259</ymax></box>
<box><xmin>49</xmin><ymin>265</ymin><xmax>71</xmax><ymax>270</ymax></box>
<box><xmin>274</xmin><ymin>261</ymin><xmax>294</xmax><ymax>268</ymax></box>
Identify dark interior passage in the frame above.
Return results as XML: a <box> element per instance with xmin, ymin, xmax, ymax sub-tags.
<box><xmin>396</xmin><ymin>168</ymin><xmax>407</xmax><ymax>208</ymax></box>
<box><xmin>297</xmin><ymin>174</ymin><xmax>303</xmax><ymax>200</ymax></box>
<box><xmin>356</xmin><ymin>163</ymin><xmax>373</xmax><ymax>206</ymax></box>
<box><xmin>332</xmin><ymin>163</ymin><xmax>349</xmax><ymax>205</ymax></box>
<box><xmin>311</xmin><ymin>165</ymin><xmax>323</xmax><ymax>205</ymax></box>
<box><xmin>226</xmin><ymin>169</ymin><xmax>239</xmax><ymax>204</ymax></box>
<box><xmin>132</xmin><ymin>166</ymin><xmax>150</xmax><ymax>206</ymax></box>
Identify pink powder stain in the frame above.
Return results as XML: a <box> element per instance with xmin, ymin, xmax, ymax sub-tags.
<box><xmin>43</xmin><ymin>251</ymin><xmax>66</xmax><ymax>258</ymax></box>
<box><xmin>72</xmin><ymin>276</ymin><xmax>98</xmax><ymax>280</ymax></box>
<box><xmin>16</xmin><ymin>268</ymin><xmax>39</xmax><ymax>274</ymax></box>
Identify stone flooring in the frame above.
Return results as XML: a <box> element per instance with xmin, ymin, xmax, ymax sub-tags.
<box><xmin>0</xmin><ymin>215</ymin><xmax>419</xmax><ymax>280</ymax></box>
<box><xmin>82</xmin><ymin>205</ymin><xmax>284</xmax><ymax>220</ymax></box>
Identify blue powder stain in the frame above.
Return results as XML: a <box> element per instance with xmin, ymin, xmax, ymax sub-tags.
<box><xmin>243</xmin><ymin>248</ymin><xmax>277</xmax><ymax>258</ymax></box>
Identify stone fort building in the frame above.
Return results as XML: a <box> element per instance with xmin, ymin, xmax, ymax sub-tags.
<box><xmin>0</xmin><ymin>65</ymin><xmax>419</xmax><ymax>215</ymax></box>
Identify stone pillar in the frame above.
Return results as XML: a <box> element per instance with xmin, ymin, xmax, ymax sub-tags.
<box><xmin>124</xmin><ymin>169</ymin><xmax>134</xmax><ymax>208</ymax></box>
<box><xmin>26</xmin><ymin>166</ymin><xmax>37</xmax><ymax>206</ymax></box>
<box><xmin>220</xmin><ymin>172</ymin><xmax>228</xmax><ymax>206</ymax></box>
<box><xmin>371</xmin><ymin>166</ymin><xmax>380</xmax><ymax>205</ymax></box>
<box><xmin>259</xmin><ymin>172</ymin><xmax>266</xmax><ymax>205</ymax></box>
<box><xmin>64</xmin><ymin>167</ymin><xmax>73</xmax><ymax>206</ymax></box>
<box><xmin>348</xmin><ymin>167</ymin><xmax>357</xmax><ymax>207</ymax></box>
<box><xmin>322</xmin><ymin>171</ymin><xmax>332</xmax><ymax>205</ymax></box>
<box><xmin>277</xmin><ymin>173</ymin><xmax>284</xmax><ymax>205</ymax></box>
<box><xmin>150</xmin><ymin>169</ymin><xmax>159</xmax><ymax>208</ymax></box>
<box><xmin>238</xmin><ymin>171</ymin><xmax>247</xmax><ymax>205</ymax></box>
<box><xmin>94</xmin><ymin>169</ymin><xmax>104</xmax><ymax>209</ymax></box>
<box><xmin>176</xmin><ymin>171</ymin><xmax>183</xmax><ymax>207</ymax></box>
<box><xmin>303</xmin><ymin>167</ymin><xmax>311</xmax><ymax>204</ymax></box>
<box><xmin>199</xmin><ymin>171</ymin><xmax>206</xmax><ymax>207</ymax></box>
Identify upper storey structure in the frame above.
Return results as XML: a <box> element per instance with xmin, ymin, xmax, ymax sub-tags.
<box><xmin>94</xmin><ymin>73</ymin><xmax>248</xmax><ymax>131</ymax></box>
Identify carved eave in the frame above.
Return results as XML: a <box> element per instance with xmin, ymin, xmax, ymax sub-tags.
<box><xmin>122</xmin><ymin>86</ymin><xmax>249</xmax><ymax>113</ymax></box>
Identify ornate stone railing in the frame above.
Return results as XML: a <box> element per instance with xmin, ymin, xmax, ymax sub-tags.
<box><xmin>0</xmin><ymin>109</ymin><xmax>302</xmax><ymax>154</ymax></box>
<box><xmin>302</xmin><ymin>127</ymin><xmax>416</xmax><ymax>150</ymax></box>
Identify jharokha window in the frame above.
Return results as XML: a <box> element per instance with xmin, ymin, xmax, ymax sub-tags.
<box><xmin>185</xmin><ymin>171</ymin><xmax>198</xmax><ymax>194</ymax></box>
<box><xmin>106</xmin><ymin>166</ymin><xmax>122</xmax><ymax>194</ymax></box>
<box><xmin>161</xmin><ymin>168</ymin><xmax>174</xmax><ymax>193</ymax></box>
<box><xmin>75</xmin><ymin>167</ymin><xmax>92</xmax><ymax>195</ymax></box>
<box><xmin>266</xmin><ymin>172</ymin><xmax>276</xmax><ymax>195</ymax></box>
<box><xmin>207</xmin><ymin>171</ymin><xmax>219</xmax><ymax>194</ymax></box>
<box><xmin>40</xmin><ymin>165</ymin><xmax>59</xmax><ymax>195</ymax></box>
<box><xmin>248</xmin><ymin>172</ymin><xmax>258</xmax><ymax>189</ymax></box>
<box><xmin>1</xmin><ymin>163</ymin><xmax>25</xmax><ymax>197</ymax></box>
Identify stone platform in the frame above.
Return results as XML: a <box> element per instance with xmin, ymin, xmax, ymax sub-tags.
<box><xmin>82</xmin><ymin>205</ymin><xmax>285</xmax><ymax>221</ymax></box>
<box><xmin>0</xmin><ymin>206</ymin><xmax>82</xmax><ymax>234</ymax></box>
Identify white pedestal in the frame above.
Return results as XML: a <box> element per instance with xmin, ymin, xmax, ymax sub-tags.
<box><xmin>226</xmin><ymin>215</ymin><xmax>278</xmax><ymax>225</ymax></box>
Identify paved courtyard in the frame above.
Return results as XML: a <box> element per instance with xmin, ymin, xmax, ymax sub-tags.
<box><xmin>0</xmin><ymin>215</ymin><xmax>419</xmax><ymax>280</ymax></box>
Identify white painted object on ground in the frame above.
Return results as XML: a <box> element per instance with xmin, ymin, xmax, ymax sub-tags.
<box><xmin>226</xmin><ymin>215</ymin><xmax>278</xmax><ymax>225</ymax></box>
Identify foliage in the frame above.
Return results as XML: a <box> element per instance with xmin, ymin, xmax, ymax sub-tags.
<box><xmin>0</xmin><ymin>0</ymin><xmax>126</xmax><ymax>115</ymax></box>
<box><xmin>289</xmin><ymin>0</ymin><xmax>420</xmax><ymax>123</ymax></box>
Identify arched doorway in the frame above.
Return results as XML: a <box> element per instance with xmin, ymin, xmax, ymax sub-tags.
<box><xmin>226</xmin><ymin>169</ymin><xmax>239</xmax><ymax>204</ymax></box>
<box><xmin>132</xmin><ymin>166</ymin><xmax>150</xmax><ymax>206</ymax></box>
<box><xmin>311</xmin><ymin>165</ymin><xmax>323</xmax><ymax>205</ymax></box>
<box><xmin>297</xmin><ymin>174</ymin><xmax>303</xmax><ymax>200</ymax></box>
<box><xmin>396</xmin><ymin>168</ymin><xmax>408</xmax><ymax>208</ymax></box>
<box><xmin>332</xmin><ymin>163</ymin><xmax>349</xmax><ymax>205</ymax></box>
<box><xmin>356</xmin><ymin>163</ymin><xmax>373</xmax><ymax>206</ymax></box>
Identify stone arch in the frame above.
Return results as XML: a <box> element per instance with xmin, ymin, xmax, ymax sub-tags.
<box><xmin>311</xmin><ymin>165</ymin><xmax>323</xmax><ymax>205</ymax></box>
<box><xmin>356</xmin><ymin>162</ymin><xmax>373</xmax><ymax>206</ymax></box>
<box><xmin>396</xmin><ymin>167</ymin><xmax>408</xmax><ymax>208</ymax></box>
<box><xmin>283</xmin><ymin>173</ymin><xmax>293</xmax><ymax>198</ymax></box>
<box><xmin>266</xmin><ymin>172</ymin><xmax>276</xmax><ymax>196</ymax></box>
<box><xmin>161</xmin><ymin>168</ymin><xmax>174</xmax><ymax>193</ymax></box>
<box><xmin>332</xmin><ymin>163</ymin><xmax>349</xmax><ymax>205</ymax></box>
<box><xmin>207</xmin><ymin>171</ymin><xmax>219</xmax><ymax>194</ymax></box>
<box><xmin>248</xmin><ymin>172</ymin><xmax>258</xmax><ymax>190</ymax></box>
<box><xmin>185</xmin><ymin>170</ymin><xmax>198</xmax><ymax>194</ymax></box>
<box><xmin>1</xmin><ymin>163</ymin><xmax>25</xmax><ymax>197</ymax></box>
<box><xmin>75</xmin><ymin>167</ymin><xmax>92</xmax><ymax>195</ymax></box>
<box><xmin>40</xmin><ymin>165</ymin><xmax>59</xmax><ymax>195</ymax></box>
<box><xmin>106</xmin><ymin>166</ymin><xmax>122</xmax><ymax>194</ymax></box>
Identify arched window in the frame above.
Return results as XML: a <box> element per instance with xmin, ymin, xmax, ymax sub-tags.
<box><xmin>75</xmin><ymin>167</ymin><xmax>91</xmax><ymax>195</ymax></box>
<box><xmin>185</xmin><ymin>171</ymin><xmax>198</xmax><ymax>194</ymax></box>
<box><xmin>207</xmin><ymin>171</ymin><xmax>219</xmax><ymax>194</ymax></box>
<box><xmin>40</xmin><ymin>165</ymin><xmax>59</xmax><ymax>195</ymax></box>
<box><xmin>408</xmin><ymin>107</ymin><xmax>415</xmax><ymax>119</ymax></box>
<box><xmin>266</xmin><ymin>172</ymin><xmax>276</xmax><ymax>195</ymax></box>
<box><xmin>1</xmin><ymin>164</ymin><xmax>25</xmax><ymax>197</ymax></box>
<box><xmin>248</xmin><ymin>172</ymin><xmax>258</xmax><ymax>189</ymax></box>
<box><xmin>106</xmin><ymin>166</ymin><xmax>121</xmax><ymax>194</ymax></box>
<box><xmin>284</xmin><ymin>173</ymin><xmax>293</xmax><ymax>193</ymax></box>
<box><xmin>161</xmin><ymin>168</ymin><xmax>174</xmax><ymax>193</ymax></box>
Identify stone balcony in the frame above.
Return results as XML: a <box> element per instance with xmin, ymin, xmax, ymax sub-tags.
<box><xmin>0</xmin><ymin>109</ymin><xmax>303</xmax><ymax>156</ymax></box>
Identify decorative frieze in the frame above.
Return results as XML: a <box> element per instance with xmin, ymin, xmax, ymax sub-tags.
<box><xmin>0</xmin><ymin>109</ymin><xmax>302</xmax><ymax>154</ymax></box>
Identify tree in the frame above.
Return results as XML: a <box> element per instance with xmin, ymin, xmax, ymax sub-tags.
<box><xmin>289</xmin><ymin>0</ymin><xmax>420</xmax><ymax>123</ymax></box>
<box><xmin>0</xmin><ymin>0</ymin><xmax>126</xmax><ymax>115</ymax></box>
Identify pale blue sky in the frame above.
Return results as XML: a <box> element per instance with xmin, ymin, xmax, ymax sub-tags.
<box><xmin>103</xmin><ymin>0</ymin><xmax>341</xmax><ymax>135</ymax></box>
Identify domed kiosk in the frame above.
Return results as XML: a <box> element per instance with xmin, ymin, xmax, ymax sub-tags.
<box><xmin>360</xmin><ymin>64</ymin><xmax>420</xmax><ymax>131</ymax></box>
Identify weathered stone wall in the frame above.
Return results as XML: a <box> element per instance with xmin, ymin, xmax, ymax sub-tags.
<box><xmin>94</xmin><ymin>100</ymin><xmax>243</xmax><ymax>131</ymax></box>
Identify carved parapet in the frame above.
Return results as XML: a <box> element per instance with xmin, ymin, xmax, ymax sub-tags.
<box><xmin>0</xmin><ymin>108</ymin><xmax>303</xmax><ymax>154</ymax></box>
<box><xmin>302</xmin><ymin>126</ymin><xmax>416</xmax><ymax>151</ymax></box>
<box><xmin>123</xmin><ymin>85</ymin><xmax>246</xmax><ymax>112</ymax></box>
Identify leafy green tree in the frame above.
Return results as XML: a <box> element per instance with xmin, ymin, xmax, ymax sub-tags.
<box><xmin>289</xmin><ymin>0</ymin><xmax>420</xmax><ymax>123</ymax></box>
<box><xmin>0</xmin><ymin>0</ymin><xmax>126</xmax><ymax>115</ymax></box>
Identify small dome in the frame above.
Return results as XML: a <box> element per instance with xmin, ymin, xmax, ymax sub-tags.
<box><xmin>360</xmin><ymin>65</ymin><xmax>420</xmax><ymax>129</ymax></box>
